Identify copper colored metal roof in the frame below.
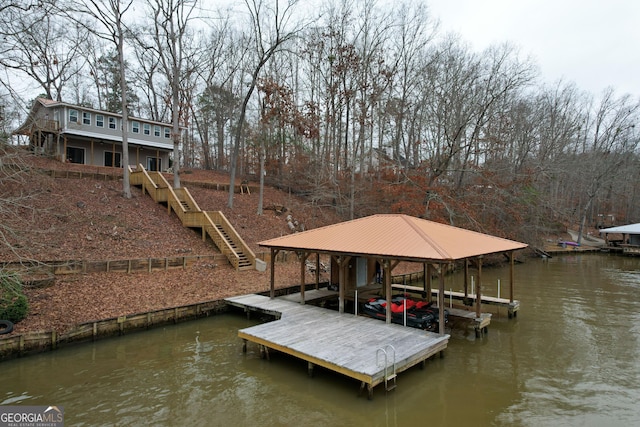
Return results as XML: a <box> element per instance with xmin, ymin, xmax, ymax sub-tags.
<box><xmin>259</xmin><ymin>214</ymin><xmax>528</xmax><ymax>261</ymax></box>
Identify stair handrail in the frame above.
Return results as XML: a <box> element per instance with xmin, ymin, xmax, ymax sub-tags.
<box><xmin>174</xmin><ymin>187</ymin><xmax>202</xmax><ymax>212</ymax></box>
<box><xmin>129</xmin><ymin>165</ymin><xmax>253</xmax><ymax>271</ymax></box>
<box><xmin>132</xmin><ymin>164</ymin><xmax>169</xmax><ymax>203</ymax></box>
<box><xmin>207</xmin><ymin>211</ymin><xmax>256</xmax><ymax>263</ymax></box>
<box><xmin>150</xmin><ymin>172</ymin><xmax>186</xmax><ymax>218</ymax></box>
<box><xmin>202</xmin><ymin>212</ymin><xmax>241</xmax><ymax>258</ymax></box>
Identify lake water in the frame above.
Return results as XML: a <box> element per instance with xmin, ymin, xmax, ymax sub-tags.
<box><xmin>1</xmin><ymin>254</ymin><xmax>639</xmax><ymax>426</ymax></box>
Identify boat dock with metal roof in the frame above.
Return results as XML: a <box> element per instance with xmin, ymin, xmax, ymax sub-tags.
<box><xmin>225</xmin><ymin>293</ymin><xmax>450</xmax><ymax>399</ymax></box>
<box><xmin>258</xmin><ymin>214</ymin><xmax>528</xmax><ymax>337</ymax></box>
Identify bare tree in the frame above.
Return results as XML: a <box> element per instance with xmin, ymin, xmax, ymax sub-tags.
<box><xmin>145</xmin><ymin>0</ymin><xmax>199</xmax><ymax>187</ymax></box>
<box><xmin>575</xmin><ymin>89</ymin><xmax>640</xmax><ymax>243</ymax></box>
<box><xmin>64</xmin><ymin>0</ymin><xmax>135</xmax><ymax>198</ymax></box>
<box><xmin>0</xmin><ymin>144</ymin><xmax>38</xmax><ymax>260</ymax></box>
<box><xmin>192</xmin><ymin>17</ymin><xmax>245</xmax><ymax>171</ymax></box>
<box><xmin>227</xmin><ymin>0</ymin><xmax>304</xmax><ymax>209</ymax></box>
<box><xmin>0</xmin><ymin>8</ymin><xmax>87</xmax><ymax>101</ymax></box>
<box><xmin>130</xmin><ymin>44</ymin><xmax>166</xmax><ymax>121</ymax></box>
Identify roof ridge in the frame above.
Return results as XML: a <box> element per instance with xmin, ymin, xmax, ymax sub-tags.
<box><xmin>400</xmin><ymin>215</ymin><xmax>452</xmax><ymax>260</ymax></box>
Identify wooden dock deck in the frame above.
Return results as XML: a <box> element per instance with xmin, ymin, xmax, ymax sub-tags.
<box><xmin>278</xmin><ymin>288</ymin><xmax>337</xmax><ymax>304</ymax></box>
<box><xmin>446</xmin><ymin>308</ymin><xmax>492</xmax><ymax>337</ymax></box>
<box><xmin>225</xmin><ymin>294</ymin><xmax>450</xmax><ymax>399</ymax></box>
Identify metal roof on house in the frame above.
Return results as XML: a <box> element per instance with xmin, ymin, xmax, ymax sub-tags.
<box><xmin>599</xmin><ymin>223</ymin><xmax>640</xmax><ymax>234</ymax></box>
<box><xmin>259</xmin><ymin>214</ymin><xmax>528</xmax><ymax>262</ymax></box>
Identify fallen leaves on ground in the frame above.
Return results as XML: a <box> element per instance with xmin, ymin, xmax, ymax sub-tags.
<box><xmin>2</xmin><ymin>155</ymin><xmax>347</xmax><ymax>336</ymax></box>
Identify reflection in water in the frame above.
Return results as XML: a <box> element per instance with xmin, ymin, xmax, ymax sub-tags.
<box><xmin>1</xmin><ymin>255</ymin><xmax>640</xmax><ymax>426</ymax></box>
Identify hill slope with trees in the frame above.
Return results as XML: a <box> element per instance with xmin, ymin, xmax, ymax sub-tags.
<box><xmin>2</xmin><ymin>0</ymin><xmax>640</xmax><ymax>337</ymax></box>
<box><xmin>3</xmin><ymin>1</ymin><xmax>639</xmax><ymax>249</ymax></box>
<box><xmin>0</xmin><ymin>151</ymin><xmax>343</xmax><ymax>335</ymax></box>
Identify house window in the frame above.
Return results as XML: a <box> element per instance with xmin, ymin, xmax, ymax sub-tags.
<box><xmin>164</xmin><ymin>127</ymin><xmax>171</xmax><ymax>138</ymax></box>
<box><xmin>96</xmin><ymin>115</ymin><xmax>104</xmax><ymax>127</ymax></box>
<box><xmin>69</xmin><ymin>109</ymin><xmax>78</xmax><ymax>123</ymax></box>
<box><xmin>104</xmin><ymin>151</ymin><xmax>122</xmax><ymax>167</ymax></box>
<box><xmin>147</xmin><ymin>157</ymin><xmax>162</xmax><ymax>172</ymax></box>
<box><xmin>132</xmin><ymin>121</ymin><xmax>140</xmax><ymax>133</ymax></box>
<box><xmin>108</xmin><ymin>117</ymin><xmax>116</xmax><ymax>129</ymax></box>
<box><xmin>66</xmin><ymin>146</ymin><xmax>84</xmax><ymax>164</ymax></box>
<box><xmin>143</xmin><ymin>123</ymin><xmax>151</xmax><ymax>135</ymax></box>
<box><xmin>154</xmin><ymin>125</ymin><xmax>161</xmax><ymax>137</ymax></box>
<box><xmin>82</xmin><ymin>111</ymin><xmax>91</xmax><ymax>125</ymax></box>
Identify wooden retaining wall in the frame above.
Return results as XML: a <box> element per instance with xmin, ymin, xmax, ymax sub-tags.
<box><xmin>0</xmin><ymin>300</ymin><xmax>228</xmax><ymax>361</ymax></box>
<box><xmin>44</xmin><ymin>168</ymin><xmax>123</xmax><ymax>181</ymax></box>
<box><xmin>42</xmin><ymin>168</ymin><xmax>256</xmax><ymax>194</ymax></box>
<box><xmin>178</xmin><ymin>179</ymin><xmax>255</xmax><ymax>194</ymax></box>
<box><xmin>1</xmin><ymin>254</ymin><xmax>226</xmax><ymax>277</ymax></box>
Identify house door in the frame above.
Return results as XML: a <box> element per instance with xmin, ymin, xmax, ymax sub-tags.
<box><xmin>104</xmin><ymin>151</ymin><xmax>122</xmax><ymax>167</ymax></box>
<box><xmin>66</xmin><ymin>147</ymin><xmax>85</xmax><ymax>164</ymax></box>
<box><xmin>147</xmin><ymin>157</ymin><xmax>162</xmax><ymax>172</ymax></box>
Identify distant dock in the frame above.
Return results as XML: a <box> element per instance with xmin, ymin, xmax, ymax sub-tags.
<box><xmin>225</xmin><ymin>293</ymin><xmax>449</xmax><ymax>399</ymax></box>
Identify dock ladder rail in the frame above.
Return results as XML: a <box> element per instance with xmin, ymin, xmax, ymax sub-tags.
<box><xmin>376</xmin><ymin>344</ymin><xmax>397</xmax><ymax>392</ymax></box>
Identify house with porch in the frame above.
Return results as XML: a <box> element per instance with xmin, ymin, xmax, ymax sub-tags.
<box><xmin>14</xmin><ymin>98</ymin><xmax>178</xmax><ymax>171</ymax></box>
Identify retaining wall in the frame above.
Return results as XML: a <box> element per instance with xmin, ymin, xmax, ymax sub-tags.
<box><xmin>0</xmin><ymin>300</ymin><xmax>228</xmax><ymax>361</ymax></box>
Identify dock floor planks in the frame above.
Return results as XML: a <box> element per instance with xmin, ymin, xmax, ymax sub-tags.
<box><xmin>225</xmin><ymin>294</ymin><xmax>449</xmax><ymax>398</ymax></box>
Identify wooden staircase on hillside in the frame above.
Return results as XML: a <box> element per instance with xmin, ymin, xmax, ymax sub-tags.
<box><xmin>129</xmin><ymin>165</ymin><xmax>256</xmax><ymax>271</ymax></box>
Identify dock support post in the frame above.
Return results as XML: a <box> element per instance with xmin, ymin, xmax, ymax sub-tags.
<box><xmin>315</xmin><ymin>253</ymin><xmax>320</xmax><ymax>290</ymax></box>
<box><xmin>299</xmin><ymin>251</ymin><xmax>310</xmax><ymax>304</ymax></box>
<box><xmin>242</xmin><ymin>339</ymin><xmax>247</xmax><ymax>353</ymax></box>
<box><xmin>464</xmin><ymin>259</ymin><xmax>469</xmax><ymax>303</ymax></box>
<box><xmin>308</xmin><ymin>362</ymin><xmax>314</xmax><ymax>378</ymax></box>
<box><xmin>475</xmin><ymin>324</ymin><xmax>488</xmax><ymax>338</ymax></box>
<box><xmin>259</xmin><ymin>345</ymin><xmax>270</xmax><ymax>360</ymax></box>
<box><xmin>270</xmin><ymin>249</ymin><xmax>277</xmax><ymax>299</ymax></box>
<box><xmin>475</xmin><ymin>257</ymin><xmax>483</xmax><ymax>319</ymax></box>
<box><xmin>438</xmin><ymin>263</ymin><xmax>446</xmax><ymax>334</ymax></box>
<box><xmin>339</xmin><ymin>259</ymin><xmax>345</xmax><ymax>313</ymax></box>
<box><xmin>384</xmin><ymin>260</ymin><xmax>392</xmax><ymax>324</ymax></box>
<box><xmin>509</xmin><ymin>251</ymin><xmax>515</xmax><ymax>304</ymax></box>
<box><xmin>359</xmin><ymin>382</ymin><xmax>374</xmax><ymax>400</ymax></box>
<box><xmin>336</xmin><ymin>255</ymin><xmax>351</xmax><ymax>314</ymax></box>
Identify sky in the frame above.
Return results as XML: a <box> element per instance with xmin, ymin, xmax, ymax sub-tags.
<box><xmin>427</xmin><ymin>0</ymin><xmax>640</xmax><ymax>98</ymax></box>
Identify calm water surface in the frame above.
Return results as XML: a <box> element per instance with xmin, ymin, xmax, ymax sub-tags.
<box><xmin>1</xmin><ymin>254</ymin><xmax>639</xmax><ymax>426</ymax></box>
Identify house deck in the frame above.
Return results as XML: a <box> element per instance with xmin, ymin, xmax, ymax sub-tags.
<box><xmin>225</xmin><ymin>294</ymin><xmax>449</xmax><ymax>399</ymax></box>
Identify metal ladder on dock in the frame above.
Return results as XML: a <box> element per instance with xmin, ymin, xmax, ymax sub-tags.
<box><xmin>376</xmin><ymin>344</ymin><xmax>397</xmax><ymax>392</ymax></box>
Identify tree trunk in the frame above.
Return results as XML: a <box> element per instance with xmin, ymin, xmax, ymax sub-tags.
<box><xmin>117</xmin><ymin>18</ymin><xmax>131</xmax><ymax>199</ymax></box>
<box><xmin>257</xmin><ymin>143</ymin><xmax>265</xmax><ymax>215</ymax></box>
<box><xmin>578</xmin><ymin>193</ymin><xmax>594</xmax><ymax>246</ymax></box>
